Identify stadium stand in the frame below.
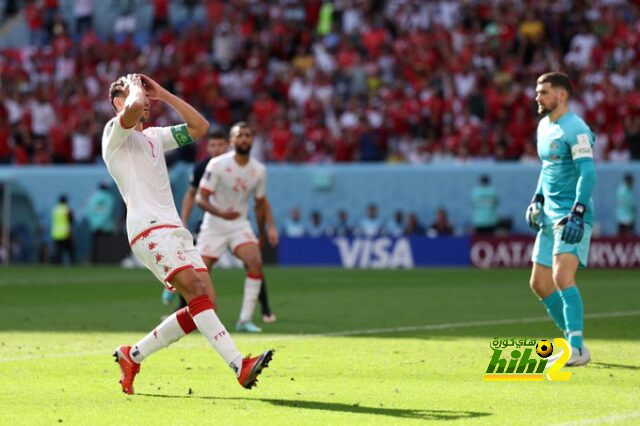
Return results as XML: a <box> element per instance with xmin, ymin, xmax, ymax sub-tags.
<box><xmin>0</xmin><ymin>0</ymin><xmax>639</xmax><ymax>165</ymax></box>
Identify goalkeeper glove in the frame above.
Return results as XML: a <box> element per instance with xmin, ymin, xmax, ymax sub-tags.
<box><xmin>557</xmin><ymin>203</ymin><xmax>586</xmax><ymax>244</ymax></box>
<box><xmin>525</xmin><ymin>194</ymin><xmax>544</xmax><ymax>231</ymax></box>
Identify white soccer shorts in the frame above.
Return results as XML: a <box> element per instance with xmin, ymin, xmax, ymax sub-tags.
<box><xmin>131</xmin><ymin>225</ymin><xmax>207</xmax><ymax>292</ymax></box>
<box><xmin>196</xmin><ymin>223</ymin><xmax>258</xmax><ymax>261</ymax></box>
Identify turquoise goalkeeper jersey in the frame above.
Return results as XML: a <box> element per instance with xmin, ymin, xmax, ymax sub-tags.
<box><xmin>536</xmin><ymin>111</ymin><xmax>596</xmax><ymax>225</ymax></box>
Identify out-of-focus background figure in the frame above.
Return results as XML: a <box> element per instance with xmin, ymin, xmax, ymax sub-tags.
<box><xmin>616</xmin><ymin>173</ymin><xmax>636</xmax><ymax>236</ymax></box>
<box><xmin>50</xmin><ymin>194</ymin><xmax>74</xmax><ymax>264</ymax></box>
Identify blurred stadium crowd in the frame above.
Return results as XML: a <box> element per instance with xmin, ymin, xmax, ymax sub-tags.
<box><xmin>0</xmin><ymin>0</ymin><xmax>639</xmax><ymax>165</ymax></box>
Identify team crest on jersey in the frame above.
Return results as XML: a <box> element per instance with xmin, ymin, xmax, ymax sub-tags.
<box><xmin>177</xmin><ymin>250</ymin><xmax>186</xmax><ymax>261</ymax></box>
<box><xmin>233</xmin><ymin>177</ymin><xmax>248</xmax><ymax>192</ymax></box>
<box><xmin>550</xmin><ymin>141</ymin><xmax>559</xmax><ymax>150</ymax></box>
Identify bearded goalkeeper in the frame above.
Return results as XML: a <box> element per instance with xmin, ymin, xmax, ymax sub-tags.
<box><xmin>526</xmin><ymin>72</ymin><xmax>596</xmax><ymax>367</ymax></box>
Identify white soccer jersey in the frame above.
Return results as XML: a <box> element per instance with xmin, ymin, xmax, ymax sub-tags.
<box><xmin>101</xmin><ymin>115</ymin><xmax>184</xmax><ymax>242</ymax></box>
<box><xmin>198</xmin><ymin>151</ymin><xmax>266</xmax><ymax>232</ymax></box>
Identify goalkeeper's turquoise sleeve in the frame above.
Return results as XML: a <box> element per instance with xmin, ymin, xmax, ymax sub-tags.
<box><xmin>574</xmin><ymin>158</ymin><xmax>596</xmax><ymax>206</ymax></box>
<box><xmin>534</xmin><ymin>172</ymin><xmax>543</xmax><ymax>196</ymax></box>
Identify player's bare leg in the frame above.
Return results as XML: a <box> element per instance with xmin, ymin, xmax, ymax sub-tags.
<box><xmin>529</xmin><ymin>262</ymin><xmax>555</xmax><ymax>299</ymax></box>
<box><xmin>234</xmin><ymin>243</ymin><xmax>265</xmax><ymax>332</ymax></box>
<box><xmin>553</xmin><ymin>254</ymin><xmax>590</xmax><ymax>366</ymax></box>
<box><xmin>202</xmin><ymin>256</ymin><xmax>217</xmax><ymax>271</ymax></box>
<box><xmin>199</xmin><ymin>254</ymin><xmax>219</xmax><ymax>305</ymax></box>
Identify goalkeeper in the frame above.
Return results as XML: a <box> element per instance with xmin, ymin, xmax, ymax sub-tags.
<box><xmin>526</xmin><ymin>72</ymin><xmax>596</xmax><ymax>367</ymax></box>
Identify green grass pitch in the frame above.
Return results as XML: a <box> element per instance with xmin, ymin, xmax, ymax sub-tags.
<box><xmin>1</xmin><ymin>266</ymin><xmax>639</xmax><ymax>425</ymax></box>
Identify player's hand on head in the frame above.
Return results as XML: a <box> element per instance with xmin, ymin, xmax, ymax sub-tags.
<box><xmin>139</xmin><ymin>74</ymin><xmax>164</xmax><ymax>100</ymax></box>
<box><xmin>125</xmin><ymin>73</ymin><xmax>143</xmax><ymax>89</ymax></box>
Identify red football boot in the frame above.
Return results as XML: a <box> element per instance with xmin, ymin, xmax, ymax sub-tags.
<box><xmin>237</xmin><ymin>349</ymin><xmax>274</xmax><ymax>389</ymax></box>
<box><xmin>113</xmin><ymin>345</ymin><xmax>140</xmax><ymax>395</ymax></box>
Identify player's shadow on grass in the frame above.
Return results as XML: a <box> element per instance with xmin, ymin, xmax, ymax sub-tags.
<box><xmin>137</xmin><ymin>394</ymin><xmax>491</xmax><ymax>421</ymax></box>
<box><xmin>591</xmin><ymin>362</ymin><xmax>640</xmax><ymax>371</ymax></box>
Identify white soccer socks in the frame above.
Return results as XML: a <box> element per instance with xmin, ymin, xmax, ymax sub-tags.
<box><xmin>130</xmin><ymin>307</ymin><xmax>196</xmax><ymax>363</ymax></box>
<box><xmin>189</xmin><ymin>295</ymin><xmax>244</xmax><ymax>376</ymax></box>
<box><xmin>238</xmin><ymin>275</ymin><xmax>262</xmax><ymax>323</ymax></box>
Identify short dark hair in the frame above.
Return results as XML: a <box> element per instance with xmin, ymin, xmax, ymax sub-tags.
<box><xmin>537</xmin><ymin>72</ymin><xmax>572</xmax><ymax>96</ymax></box>
<box><xmin>108</xmin><ymin>76</ymin><xmax>128</xmax><ymax>111</ymax></box>
<box><xmin>208</xmin><ymin>129</ymin><xmax>227</xmax><ymax>140</ymax></box>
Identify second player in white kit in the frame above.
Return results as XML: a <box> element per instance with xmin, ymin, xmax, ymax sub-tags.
<box><xmin>197</xmin><ymin>150</ymin><xmax>265</xmax><ymax>260</ymax></box>
<box><xmin>196</xmin><ymin>122</ymin><xmax>279</xmax><ymax>333</ymax></box>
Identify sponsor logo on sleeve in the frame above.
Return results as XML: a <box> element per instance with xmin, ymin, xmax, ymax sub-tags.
<box><xmin>571</xmin><ymin>133</ymin><xmax>593</xmax><ymax>159</ymax></box>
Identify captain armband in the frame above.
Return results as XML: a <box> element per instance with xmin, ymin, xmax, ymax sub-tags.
<box><xmin>170</xmin><ymin>124</ymin><xmax>194</xmax><ymax>147</ymax></box>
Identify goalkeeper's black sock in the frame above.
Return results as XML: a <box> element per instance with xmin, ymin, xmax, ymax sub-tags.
<box><xmin>258</xmin><ymin>278</ymin><xmax>272</xmax><ymax>317</ymax></box>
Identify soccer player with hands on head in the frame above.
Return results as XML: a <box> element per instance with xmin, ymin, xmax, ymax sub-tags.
<box><xmin>102</xmin><ymin>73</ymin><xmax>273</xmax><ymax>395</ymax></box>
<box><xmin>527</xmin><ymin>72</ymin><xmax>596</xmax><ymax>367</ymax></box>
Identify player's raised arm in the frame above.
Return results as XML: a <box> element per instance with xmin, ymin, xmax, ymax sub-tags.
<box><xmin>119</xmin><ymin>74</ymin><xmax>147</xmax><ymax>129</ymax></box>
<box><xmin>140</xmin><ymin>74</ymin><xmax>209</xmax><ymax>140</ymax></box>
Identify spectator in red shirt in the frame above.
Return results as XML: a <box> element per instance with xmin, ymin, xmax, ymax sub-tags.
<box><xmin>269</xmin><ymin>116</ymin><xmax>293</xmax><ymax>162</ymax></box>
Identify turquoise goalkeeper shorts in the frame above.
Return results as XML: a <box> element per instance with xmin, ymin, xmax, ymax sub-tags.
<box><xmin>531</xmin><ymin>223</ymin><xmax>592</xmax><ymax>268</ymax></box>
